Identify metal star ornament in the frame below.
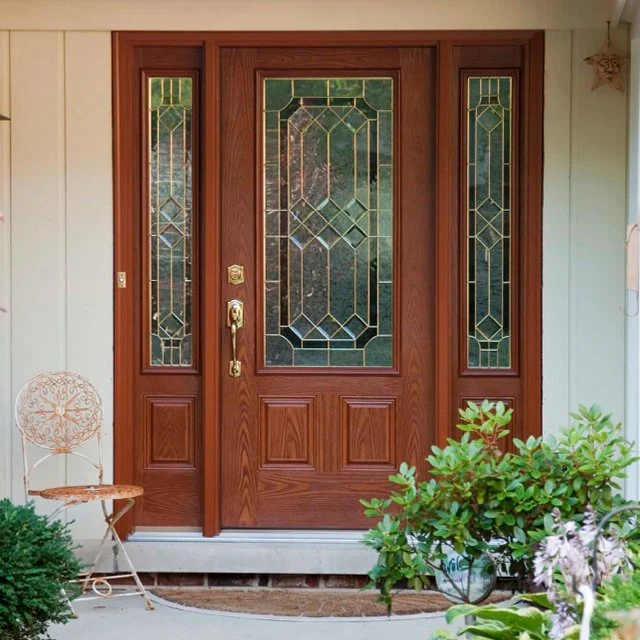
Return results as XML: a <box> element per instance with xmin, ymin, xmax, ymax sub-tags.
<box><xmin>584</xmin><ymin>23</ymin><xmax>627</xmax><ymax>93</ymax></box>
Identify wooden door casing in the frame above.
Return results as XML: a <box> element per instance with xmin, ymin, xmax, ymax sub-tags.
<box><xmin>219</xmin><ymin>46</ymin><xmax>435</xmax><ymax>528</ymax></box>
<box><xmin>113</xmin><ymin>32</ymin><xmax>543</xmax><ymax>537</ymax></box>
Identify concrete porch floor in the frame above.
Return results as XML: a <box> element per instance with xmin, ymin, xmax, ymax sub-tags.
<box><xmin>50</xmin><ymin>594</ymin><xmax>459</xmax><ymax>640</ymax></box>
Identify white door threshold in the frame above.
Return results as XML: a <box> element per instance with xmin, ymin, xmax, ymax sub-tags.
<box><xmin>75</xmin><ymin>530</ymin><xmax>377</xmax><ymax>575</ymax></box>
<box><xmin>128</xmin><ymin>529</ymin><xmax>368</xmax><ymax>544</ymax></box>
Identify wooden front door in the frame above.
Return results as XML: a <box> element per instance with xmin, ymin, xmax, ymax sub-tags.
<box><xmin>219</xmin><ymin>47</ymin><xmax>435</xmax><ymax>528</ymax></box>
<box><xmin>114</xmin><ymin>32</ymin><xmax>543</xmax><ymax>537</ymax></box>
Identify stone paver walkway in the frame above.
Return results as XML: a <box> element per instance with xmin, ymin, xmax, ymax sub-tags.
<box><xmin>50</xmin><ymin>594</ymin><xmax>459</xmax><ymax>640</ymax></box>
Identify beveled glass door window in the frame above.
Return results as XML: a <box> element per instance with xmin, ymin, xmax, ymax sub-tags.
<box><xmin>148</xmin><ymin>77</ymin><xmax>195</xmax><ymax>367</ymax></box>
<box><xmin>263</xmin><ymin>77</ymin><xmax>394</xmax><ymax>367</ymax></box>
<box><xmin>466</xmin><ymin>76</ymin><xmax>513</xmax><ymax>369</ymax></box>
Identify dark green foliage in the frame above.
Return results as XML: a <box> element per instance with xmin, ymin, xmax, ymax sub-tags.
<box><xmin>0</xmin><ymin>500</ymin><xmax>83</xmax><ymax>639</ymax></box>
<box><xmin>361</xmin><ymin>402</ymin><xmax>638</xmax><ymax>606</ymax></box>
<box><xmin>591</xmin><ymin>572</ymin><xmax>640</xmax><ymax>640</ymax></box>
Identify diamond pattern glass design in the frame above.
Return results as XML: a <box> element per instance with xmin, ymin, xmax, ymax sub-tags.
<box><xmin>264</xmin><ymin>78</ymin><xmax>393</xmax><ymax>367</ymax></box>
<box><xmin>148</xmin><ymin>77</ymin><xmax>193</xmax><ymax>366</ymax></box>
<box><xmin>466</xmin><ymin>77</ymin><xmax>512</xmax><ymax>368</ymax></box>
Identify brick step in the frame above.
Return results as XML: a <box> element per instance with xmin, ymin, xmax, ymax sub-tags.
<box><xmin>90</xmin><ymin>573</ymin><xmax>371</xmax><ymax>588</ymax></box>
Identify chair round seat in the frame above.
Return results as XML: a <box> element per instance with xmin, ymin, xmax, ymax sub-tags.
<box><xmin>39</xmin><ymin>484</ymin><xmax>144</xmax><ymax>502</ymax></box>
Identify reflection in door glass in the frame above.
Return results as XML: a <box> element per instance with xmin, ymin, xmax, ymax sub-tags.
<box><xmin>466</xmin><ymin>77</ymin><xmax>512</xmax><ymax>369</ymax></box>
<box><xmin>263</xmin><ymin>78</ymin><xmax>393</xmax><ymax>367</ymax></box>
<box><xmin>148</xmin><ymin>77</ymin><xmax>193</xmax><ymax>367</ymax></box>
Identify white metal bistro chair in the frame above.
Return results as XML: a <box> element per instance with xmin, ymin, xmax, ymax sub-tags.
<box><xmin>15</xmin><ymin>371</ymin><xmax>154</xmax><ymax>611</ymax></box>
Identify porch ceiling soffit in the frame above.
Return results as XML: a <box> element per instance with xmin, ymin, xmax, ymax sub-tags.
<box><xmin>0</xmin><ymin>0</ymin><xmax>613</xmax><ymax>31</ymax></box>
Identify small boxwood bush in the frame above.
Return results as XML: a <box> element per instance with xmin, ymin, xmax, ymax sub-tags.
<box><xmin>0</xmin><ymin>499</ymin><xmax>83</xmax><ymax>639</ymax></box>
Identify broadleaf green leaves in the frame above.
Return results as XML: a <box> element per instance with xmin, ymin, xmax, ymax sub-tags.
<box><xmin>362</xmin><ymin>401</ymin><xmax>637</xmax><ymax>608</ymax></box>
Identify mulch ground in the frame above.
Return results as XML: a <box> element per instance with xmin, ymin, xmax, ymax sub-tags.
<box><xmin>153</xmin><ymin>587</ymin><xmax>510</xmax><ymax>617</ymax></box>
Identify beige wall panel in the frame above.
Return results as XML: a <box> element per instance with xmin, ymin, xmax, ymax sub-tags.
<box><xmin>64</xmin><ymin>31</ymin><xmax>113</xmax><ymax>538</ymax></box>
<box><xmin>10</xmin><ymin>31</ymin><xmax>67</xmax><ymax>506</ymax></box>
<box><xmin>542</xmin><ymin>30</ymin><xmax>572</xmax><ymax>436</ymax></box>
<box><xmin>0</xmin><ymin>0</ymin><xmax>611</xmax><ymax>31</ymax></box>
<box><xmin>625</xmin><ymin>35</ymin><xmax>640</xmax><ymax>501</ymax></box>
<box><xmin>569</xmin><ymin>28</ymin><xmax>627</xmax><ymax>425</ymax></box>
<box><xmin>0</xmin><ymin>31</ymin><xmax>11</xmax><ymax>500</ymax></box>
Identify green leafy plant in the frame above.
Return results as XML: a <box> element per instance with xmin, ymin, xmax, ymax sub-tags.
<box><xmin>429</xmin><ymin>593</ymin><xmax>577</xmax><ymax>640</ymax></box>
<box><xmin>590</xmin><ymin>572</ymin><xmax>640</xmax><ymax>639</ymax></box>
<box><xmin>428</xmin><ymin>509</ymin><xmax>640</xmax><ymax>640</ymax></box>
<box><xmin>0</xmin><ymin>499</ymin><xmax>83</xmax><ymax>639</ymax></box>
<box><xmin>361</xmin><ymin>402</ymin><xmax>637</xmax><ymax>607</ymax></box>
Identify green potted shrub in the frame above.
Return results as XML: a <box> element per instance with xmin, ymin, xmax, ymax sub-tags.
<box><xmin>0</xmin><ymin>499</ymin><xmax>83</xmax><ymax>639</ymax></box>
<box><xmin>361</xmin><ymin>402</ymin><xmax>638</xmax><ymax>608</ymax></box>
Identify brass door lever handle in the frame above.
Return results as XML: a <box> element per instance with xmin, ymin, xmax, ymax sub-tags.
<box><xmin>227</xmin><ymin>300</ymin><xmax>244</xmax><ymax>377</ymax></box>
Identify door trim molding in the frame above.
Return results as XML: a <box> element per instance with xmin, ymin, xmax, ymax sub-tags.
<box><xmin>113</xmin><ymin>30</ymin><xmax>544</xmax><ymax>539</ymax></box>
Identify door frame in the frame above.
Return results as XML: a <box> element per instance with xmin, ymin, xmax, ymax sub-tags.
<box><xmin>113</xmin><ymin>30</ymin><xmax>543</xmax><ymax>538</ymax></box>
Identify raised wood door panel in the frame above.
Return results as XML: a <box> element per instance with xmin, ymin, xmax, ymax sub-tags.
<box><xmin>219</xmin><ymin>46</ymin><xmax>435</xmax><ymax>528</ymax></box>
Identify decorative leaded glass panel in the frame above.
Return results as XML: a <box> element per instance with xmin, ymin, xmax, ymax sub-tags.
<box><xmin>466</xmin><ymin>77</ymin><xmax>512</xmax><ymax>369</ymax></box>
<box><xmin>148</xmin><ymin>77</ymin><xmax>193</xmax><ymax>367</ymax></box>
<box><xmin>264</xmin><ymin>78</ymin><xmax>393</xmax><ymax>367</ymax></box>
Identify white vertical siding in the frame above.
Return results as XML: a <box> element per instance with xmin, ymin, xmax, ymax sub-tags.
<box><xmin>0</xmin><ymin>32</ymin><xmax>112</xmax><ymax>536</ymax></box>
<box><xmin>542</xmin><ymin>30</ymin><xmax>573</xmax><ymax>433</ymax></box>
<box><xmin>625</xmin><ymin>13</ymin><xmax>640</xmax><ymax>500</ymax></box>
<box><xmin>542</xmin><ymin>27</ymin><xmax>628</xmax><ymax>435</ymax></box>
<box><xmin>64</xmin><ymin>31</ymin><xmax>113</xmax><ymax>536</ymax></box>
<box><xmin>10</xmin><ymin>32</ymin><xmax>68</xmax><ymax>500</ymax></box>
<box><xmin>0</xmin><ymin>31</ymin><xmax>11</xmax><ymax>501</ymax></box>
<box><xmin>569</xmin><ymin>29</ymin><xmax>627</xmax><ymax>419</ymax></box>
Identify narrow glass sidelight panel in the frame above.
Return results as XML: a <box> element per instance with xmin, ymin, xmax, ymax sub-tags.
<box><xmin>263</xmin><ymin>78</ymin><xmax>394</xmax><ymax>367</ymax></box>
<box><xmin>148</xmin><ymin>77</ymin><xmax>194</xmax><ymax>367</ymax></box>
<box><xmin>466</xmin><ymin>77</ymin><xmax>512</xmax><ymax>369</ymax></box>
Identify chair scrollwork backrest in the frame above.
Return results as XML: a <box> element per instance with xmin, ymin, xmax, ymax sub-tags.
<box><xmin>15</xmin><ymin>371</ymin><xmax>104</xmax><ymax>496</ymax></box>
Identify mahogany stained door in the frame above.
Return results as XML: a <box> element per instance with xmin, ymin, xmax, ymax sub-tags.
<box><xmin>114</xmin><ymin>46</ymin><xmax>205</xmax><ymax>530</ymax></box>
<box><xmin>219</xmin><ymin>46</ymin><xmax>436</xmax><ymax>528</ymax></box>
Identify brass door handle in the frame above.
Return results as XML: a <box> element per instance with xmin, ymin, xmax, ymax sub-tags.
<box><xmin>227</xmin><ymin>299</ymin><xmax>244</xmax><ymax>377</ymax></box>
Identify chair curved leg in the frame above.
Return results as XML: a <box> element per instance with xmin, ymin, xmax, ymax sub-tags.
<box><xmin>107</xmin><ymin>502</ymin><xmax>155</xmax><ymax>611</ymax></box>
<box><xmin>79</xmin><ymin>514</ymin><xmax>117</xmax><ymax>591</ymax></box>
<box><xmin>47</xmin><ymin>503</ymin><xmax>81</xmax><ymax>617</ymax></box>
<box><xmin>75</xmin><ymin>499</ymin><xmax>154</xmax><ymax>611</ymax></box>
